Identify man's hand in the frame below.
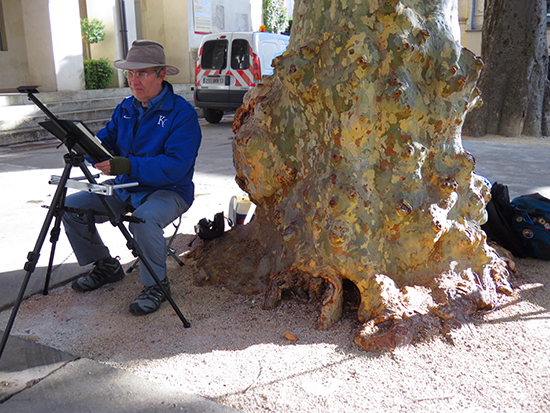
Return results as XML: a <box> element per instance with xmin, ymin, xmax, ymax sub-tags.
<box><xmin>95</xmin><ymin>160</ymin><xmax>112</xmax><ymax>175</ymax></box>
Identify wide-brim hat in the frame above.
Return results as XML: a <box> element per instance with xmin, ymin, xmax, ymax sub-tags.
<box><xmin>113</xmin><ymin>40</ymin><xmax>179</xmax><ymax>75</ymax></box>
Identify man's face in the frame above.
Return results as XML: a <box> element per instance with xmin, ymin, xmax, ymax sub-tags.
<box><xmin>127</xmin><ymin>68</ymin><xmax>166</xmax><ymax>106</ymax></box>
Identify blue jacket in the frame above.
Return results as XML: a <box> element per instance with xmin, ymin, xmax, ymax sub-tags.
<box><xmin>96</xmin><ymin>82</ymin><xmax>202</xmax><ymax>207</ymax></box>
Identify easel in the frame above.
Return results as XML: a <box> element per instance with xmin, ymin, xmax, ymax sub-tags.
<box><xmin>0</xmin><ymin>87</ymin><xmax>190</xmax><ymax>361</ymax></box>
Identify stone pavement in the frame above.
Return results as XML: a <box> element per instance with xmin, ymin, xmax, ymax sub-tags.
<box><xmin>462</xmin><ymin>138</ymin><xmax>550</xmax><ymax>200</ymax></box>
<box><xmin>1</xmin><ymin>124</ymin><xmax>550</xmax><ymax>411</ymax></box>
<box><xmin>0</xmin><ymin>334</ymin><xmax>240</xmax><ymax>412</ymax></box>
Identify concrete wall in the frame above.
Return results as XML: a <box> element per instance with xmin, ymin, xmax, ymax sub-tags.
<box><xmin>0</xmin><ymin>0</ymin><xmax>30</xmax><ymax>91</ymax></box>
<box><xmin>22</xmin><ymin>0</ymin><xmax>58</xmax><ymax>91</ymax></box>
<box><xmin>458</xmin><ymin>0</ymin><xmax>483</xmax><ymax>57</ymax></box>
<box><xmin>461</xmin><ymin>29</ymin><xmax>482</xmax><ymax>57</ymax></box>
<box><xmin>139</xmin><ymin>0</ymin><xmax>192</xmax><ymax>84</ymax></box>
<box><xmin>0</xmin><ymin>0</ymin><xmax>84</xmax><ymax>92</ymax></box>
<box><xmin>48</xmin><ymin>0</ymin><xmax>85</xmax><ymax>90</ymax></box>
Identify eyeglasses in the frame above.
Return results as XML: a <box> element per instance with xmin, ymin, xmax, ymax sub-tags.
<box><xmin>123</xmin><ymin>70</ymin><xmax>159</xmax><ymax>79</ymax></box>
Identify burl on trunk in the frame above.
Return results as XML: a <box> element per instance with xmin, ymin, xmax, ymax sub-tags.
<box><xmin>185</xmin><ymin>0</ymin><xmax>512</xmax><ymax>350</ymax></box>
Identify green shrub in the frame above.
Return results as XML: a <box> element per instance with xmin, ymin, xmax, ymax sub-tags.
<box><xmin>81</xmin><ymin>18</ymin><xmax>106</xmax><ymax>44</ymax></box>
<box><xmin>263</xmin><ymin>0</ymin><xmax>288</xmax><ymax>34</ymax></box>
<box><xmin>83</xmin><ymin>58</ymin><xmax>114</xmax><ymax>89</ymax></box>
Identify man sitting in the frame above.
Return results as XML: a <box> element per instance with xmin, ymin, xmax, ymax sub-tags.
<box><xmin>62</xmin><ymin>40</ymin><xmax>202</xmax><ymax>315</ymax></box>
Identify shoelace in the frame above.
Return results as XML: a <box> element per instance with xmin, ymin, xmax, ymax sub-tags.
<box><xmin>137</xmin><ymin>285</ymin><xmax>165</xmax><ymax>303</ymax></box>
<box><xmin>87</xmin><ymin>265</ymin><xmax>111</xmax><ymax>282</ymax></box>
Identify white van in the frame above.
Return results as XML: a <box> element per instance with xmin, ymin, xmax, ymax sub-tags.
<box><xmin>194</xmin><ymin>31</ymin><xmax>290</xmax><ymax>123</ymax></box>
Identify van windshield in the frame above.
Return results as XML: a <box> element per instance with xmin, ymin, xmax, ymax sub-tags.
<box><xmin>231</xmin><ymin>39</ymin><xmax>250</xmax><ymax>70</ymax></box>
<box><xmin>201</xmin><ymin>40</ymin><xmax>228</xmax><ymax>70</ymax></box>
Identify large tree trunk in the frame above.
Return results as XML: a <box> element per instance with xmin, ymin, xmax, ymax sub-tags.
<box><xmin>185</xmin><ymin>0</ymin><xmax>512</xmax><ymax>350</ymax></box>
<box><xmin>463</xmin><ymin>0</ymin><xmax>549</xmax><ymax>137</ymax></box>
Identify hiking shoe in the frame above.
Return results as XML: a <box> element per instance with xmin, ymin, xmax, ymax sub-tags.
<box><xmin>129</xmin><ymin>278</ymin><xmax>170</xmax><ymax>316</ymax></box>
<box><xmin>71</xmin><ymin>256</ymin><xmax>125</xmax><ymax>292</ymax></box>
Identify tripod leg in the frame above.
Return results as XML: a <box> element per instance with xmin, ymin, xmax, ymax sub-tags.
<box><xmin>120</xmin><ymin>222</ymin><xmax>191</xmax><ymax>327</ymax></box>
<box><xmin>43</xmin><ymin>190</ymin><xmax>67</xmax><ymax>295</ymax></box>
<box><xmin>0</xmin><ymin>162</ymin><xmax>72</xmax><ymax>360</ymax></box>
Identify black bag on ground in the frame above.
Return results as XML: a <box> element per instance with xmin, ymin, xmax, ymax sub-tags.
<box><xmin>194</xmin><ymin>212</ymin><xmax>225</xmax><ymax>240</ymax></box>
<box><xmin>481</xmin><ymin>182</ymin><xmax>528</xmax><ymax>258</ymax></box>
<box><xmin>510</xmin><ymin>193</ymin><xmax>550</xmax><ymax>260</ymax></box>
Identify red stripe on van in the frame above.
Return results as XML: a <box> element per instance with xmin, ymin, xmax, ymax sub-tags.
<box><xmin>237</xmin><ymin>70</ymin><xmax>253</xmax><ymax>87</ymax></box>
<box><xmin>195</xmin><ymin>46</ymin><xmax>203</xmax><ymax>87</ymax></box>
<box><xmin>228</xmin><ymin>71</ymin><xmax>243</xmax><ymax>87</ymax></box>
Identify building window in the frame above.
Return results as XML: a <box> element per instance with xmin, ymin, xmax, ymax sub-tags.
<box><xmin>213</xmin><ymin>5</ymin><xmax>225</xmax><ymax>31</ymax></box>
<box><xmin>0</xmin><ymin>1</ymin><xmax>6</xmax><ymax>51</ymax></box>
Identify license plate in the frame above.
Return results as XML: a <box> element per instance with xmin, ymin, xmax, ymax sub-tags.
<box><xmin>203</xmin><ymin>76</ymin><xmax>225</xmax><ymax>85</ymax></box>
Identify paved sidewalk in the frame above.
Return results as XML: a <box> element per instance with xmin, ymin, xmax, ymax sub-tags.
<box><xmin>0</xmin><ymin>333</ymin><xmax>240</xmax><ymax>412</ymax></box>
<box><xmin>462</xmin><ymin>138</ymin><xmax>550</xmax><ymax>199</ymax></box>
<box><xmin>0</xmin><ymin>125</ymin><xmax>549</xmax><ymax>411</ymax></box>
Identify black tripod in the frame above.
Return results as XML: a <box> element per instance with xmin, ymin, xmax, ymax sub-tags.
<box><xmin>0</xmin><ymin>87</ymin><xmax>190</xmax><ymax>361</ymax></box>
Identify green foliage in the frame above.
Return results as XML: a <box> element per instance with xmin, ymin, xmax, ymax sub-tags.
<box><xmin>80</xmin><ymin>18</ymin><xmax>110</xmax><ymax>89</ymax></box>
<box><xmin>263</xmin><ymin>0</ymin><xmax>289</xmax><ymax>34</ymax></box>
<box><xmin>81</xmin><ymin>18</ymin><xmax>106</xmax><ymax>44</ymax></box>
<box><xmin>283</xmin><ymin>19</ymin><xmax>293</xmax><ymax>35</ymax></box>
<box><xmin>83</xmin><ymin>58</ymin><xmax>114</xmax><ymax>89</ymax></box>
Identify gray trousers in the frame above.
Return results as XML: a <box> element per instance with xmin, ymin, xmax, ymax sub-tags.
<box><xmin>62</xmin><ymin>184</ymin><xmax>189</xmax><ymax>287</ymax></box>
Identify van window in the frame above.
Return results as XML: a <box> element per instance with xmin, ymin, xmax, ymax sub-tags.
<box><xmin>201</xmin><ymin>40</ymin><xmax>228</xmax><ymax>70</ymax></box>
<box><xmin>231</xmin><ymin>39</ymin><xmax>250</xmax><ymax>70</ymax></box>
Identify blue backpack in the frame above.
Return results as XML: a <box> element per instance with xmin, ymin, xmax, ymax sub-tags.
<box><xmin>482</xmin><ymin>182</ymin><xmax>528</xmax><ymax>258</ymax></box>
<box><xmin>511</xmin><ymin>194</ymin><xmax>550</xmax><ymax>260</ymax></box>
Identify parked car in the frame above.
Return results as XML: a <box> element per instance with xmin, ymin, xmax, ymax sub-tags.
<box><xmin>194</xmin><ymin>31</ymin><xmax>290</xmax><ymax>123</ymax></box>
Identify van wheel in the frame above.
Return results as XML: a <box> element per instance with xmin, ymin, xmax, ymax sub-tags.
<box><xmin>204</xmin><ymin>109</ymin><xmax>224</xmax><ymax>124</ymax></box>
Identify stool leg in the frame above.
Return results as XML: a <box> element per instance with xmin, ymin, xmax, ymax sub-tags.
<box><xmin>166</xmin><ymin>216</ymin><xmax>184</xmax><ymax>266</ymax></box>
<box><xmin>126</xmin><ymin>258</ymin><xmax>139</xmax><ymax>273</ymax></box>
<box><xmin>168</xmin><ymin>247</ymin><xmax>184</xmax><ymax>266</ymax></box>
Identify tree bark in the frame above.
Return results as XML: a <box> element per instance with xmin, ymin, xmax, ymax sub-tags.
<box><xmin>463</xmin><ymin>0</ymin><xmax>549</xmax><ymax>137</ymax></box>
<box><xmin>184</xmin><ymin>0</ymin><xmax>512</xmax><ymax>350</ymax></box>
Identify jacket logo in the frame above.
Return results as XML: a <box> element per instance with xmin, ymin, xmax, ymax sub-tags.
<box><xmin>158</xmin><ymin>115</ymin><xmax>167</xmax><ymax>127</ymax></box>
